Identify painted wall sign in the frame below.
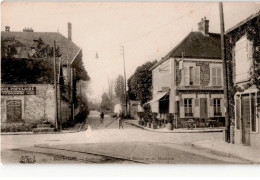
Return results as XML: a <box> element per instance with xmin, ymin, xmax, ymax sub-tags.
<box><xmin>1</xmin><ymin>87</ymin><xmax>36</xmax><ymax>95</ymax></box>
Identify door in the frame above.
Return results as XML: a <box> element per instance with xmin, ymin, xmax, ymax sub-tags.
<box><xmin>241</xmin><ymin>94</ymin><xmax>250</xmax><ymax>145</ymax></box>
<box><xmin>200</xmin><ymin>98</ymin><xmax>208</xmax><ymax>119</ymax></box>
<box><xmin>6</xmin><ymin>100</ymin><xmax>22</xmax><ymax>122</ymax></box>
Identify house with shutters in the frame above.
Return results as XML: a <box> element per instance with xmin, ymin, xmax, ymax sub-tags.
<box><xmin>149</xmin><ymin>17</ymin><xmax>225</xmax><ymax>128</ymax></box>
<box><xmin>225</xmin><ymin>11</ymin><xmax>260</xmax><ymax>148</ymax></box>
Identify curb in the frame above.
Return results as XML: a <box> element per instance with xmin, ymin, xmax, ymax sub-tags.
<box><xmin>190</xmin><ymin>142</ymin><xmax>257</xmax><ymax>164</ymax></box>
<box><xmin>125</xmin><ymin>121</ymin><xmax>224</xmax><ymax>134</ymax></box>
<box><xmin>0</xmin><ymin>127</ymin><xmax>87</xmax><ymax>136</ymax></box>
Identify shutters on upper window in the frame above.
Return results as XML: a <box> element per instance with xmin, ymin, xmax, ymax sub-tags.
<box><xmin>211</xmin><ymin>67</ymin><xmax>222</xmax><ymax>86</ymax></box>
<box><xmin>183</xmin><ymin>65</ymin><xmax>200</xmax><ymax>86</ymax></box>
<box><xmin>194</xmin><ymin>66</ymin><xmax>200</xmax><ymax>86</ymax></box>
<box><xmin>184</xmin><ymin>66</ymin><xmax>190</xmax><ymax>86</ymax></box>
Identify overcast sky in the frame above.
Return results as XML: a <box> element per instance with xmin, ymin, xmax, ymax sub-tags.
<box><xmin>2</xmin><ymin>1</ymin><xmax>260</xmax><ymax>102</ymax></box>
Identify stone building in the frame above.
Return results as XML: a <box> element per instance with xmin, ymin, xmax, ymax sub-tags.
<box><xmin>225</xmin><ymin>11</ymin><xmax>260</xmax><ymax>148</ymax></box>
<box><xmin>149</xmin><ymin>17</ymin><xmax>225</xmax><ymax>128</ymax></box>
<box><xmin>1</xmin><ymin>24</ymin><xmax>87</xmax><ymax>127</ymax></box>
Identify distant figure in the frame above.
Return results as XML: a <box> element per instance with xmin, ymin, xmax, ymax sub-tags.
<box><xmin>100</xmin><ymin>112</ymin><xmax>104</xmax><ymax>124</ymax></box>
<box><xmin>118</xmin><ymin>112</ymin><xmax>124</xmax><ymax>129</ymax></box>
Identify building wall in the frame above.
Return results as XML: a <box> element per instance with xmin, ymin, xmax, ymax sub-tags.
<box><xmin>152</xmin><ymin>60</ymin><xmax>171</xmax><ymax>96</ymax></box>
<box><xmin>176</xmin><ymin>59</ymin><xmax>223</xmax><ymax>89</ymax></box>
<box><xmin>227</xmin><ymin>19</ymin><xmax>260</xmax><ymax>148</ymax></box>
<box><xmin>1</xmin><ymin>84</ymin><xmax>56</xmax><ymax>124</ymax></box>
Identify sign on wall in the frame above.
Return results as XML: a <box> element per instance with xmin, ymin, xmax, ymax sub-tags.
<box><xmin>1</xmin><ymin>87</ymin><xmax>36</xmax><ymax>95</ymax></box>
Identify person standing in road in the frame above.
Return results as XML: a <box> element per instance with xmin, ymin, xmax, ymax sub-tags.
<box><xmin>100</xmin><ymin>112</ymin><xmax>104</xmax><ymax>124</ymax></box>
<box><xmin>118</xmin><ymin>112</ymin><xmax>124</xmax><ymax>129</ymax></box>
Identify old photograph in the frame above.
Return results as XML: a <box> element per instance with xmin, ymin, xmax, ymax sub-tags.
<box><xmin>1</xmin><ymin>1</ymin><xmax>260</xmax><ymax>165</ymax></box>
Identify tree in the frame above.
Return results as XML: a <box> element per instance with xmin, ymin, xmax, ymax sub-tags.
<box><xmin>100</xmin><ymin>92</ymin><xmax>111</xmax><ymax>111</ymax></box>
<box><xmin>114</xmin><ymin>75</ymin><xmax>125</xmax><ymax>104</ymax></box>
<box><xmin>128</xmin><ymin>60</ymin><xmax>157</xmax><ymax>105</ymax></box>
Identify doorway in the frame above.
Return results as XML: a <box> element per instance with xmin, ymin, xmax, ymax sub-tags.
<box><xmin>200</xmin><ymin>98</ymin><xmax>208</xmax><ymax>119</ymax></box>
<box><xmin>241</xmin><ymin>94</ymin><xmax>250</xmax><ymax>145</ymax></box>
<box><xmin>6</xmin><ymin>100</ymin><xmax>22</xmax><ymax>122</ymax></box>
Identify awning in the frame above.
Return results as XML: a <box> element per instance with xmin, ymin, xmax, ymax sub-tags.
<box><xmin>146</xmin><ymin>92</ymin><xmax>168</xmax><ymax>104</ymax></box>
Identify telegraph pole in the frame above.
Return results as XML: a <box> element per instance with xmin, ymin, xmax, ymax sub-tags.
<box><xmin>53</xmin><ymin>40</ymin><xmax>58</xmax><ymax>130</ymax></box>
<box><xmin>219</xmin><ymin>2</ymin><xmax>230</xmax><ymax>143</ymax></box>
<box><xmin>120</xmin><ymin>45</ymin><xmax>128</xmax><ymax>116</ymax></box>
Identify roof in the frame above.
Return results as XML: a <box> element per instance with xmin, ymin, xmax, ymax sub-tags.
<box><xmin>150</xmin><ymin>31</ymin><xmax>221</xmax><ymax>71</ymax></box>
<box><xmin>225</xmin><ymin>10</ymin><xmax>260</xmax><ymax>34</ymax></box>
<box><xmin>1</xmin><ymin>31</ymin><xmax>81</xmax><ymax>65</ymax></box>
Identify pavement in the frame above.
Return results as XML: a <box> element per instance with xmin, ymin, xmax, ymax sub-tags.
<box><xmin>1</xmin><ymin>111</ymin><xmax>257</xmax><ymax>164</ymax></box>
<box><xmin>20</xmin><ymin>141</ymin><xmax>236</xmax><ymax>164</ymax></box>
<box><xmin>125</xmin><ymin>120</ymin><xmax>225</xmax><ymax>133</ymax></box>
<box><xmin>191</xmin><ymin>139</ymin><xmax>260</xmax><ymax>163</ymax></box>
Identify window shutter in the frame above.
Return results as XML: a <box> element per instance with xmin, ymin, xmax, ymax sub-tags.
<box><xmin>184</xmin><ymin>66</ymin><xmax>190</xmax><ymax>86</ymax></box>
<box><xmin>194</xmin><ymin>66</ymin><xmax>200</xmax><ymax>86</ymax></box>
<box><xmin>180</xmin><ymin>98</ymin><xmax>183</xmax><ymax>107</ymax></box>
<box><xmin>217</xmin><ymin>67</ymin><xmax>222</xmax><ymax>86</ymax></box>
<box><xmin>235</xmin><ymin>97</ymin><xmax>240</xmax><ymax>130</ymax></box>
<box><xmin>192</xmin><ymin>99</ymin><xmax>195</xmax><ymax>113</ymax></box>
<box><xmin>195</xmin><ymin>98</ymin><xmax>199</xmax><ymax>106</ymax></box>
<box><xmin>209</xmin><ymin>98</ymin><xmax>214</xmax><ymax>117</ymax></box>
<box><xmin>220</xmin><ymin>98</ymin><xmax>224</xmax><ymax>116</ymax></box>
<box><xmin>212</xmin><ymin>67</ymin><xmax>217</xmax><ymax>86</ymax></box>
<box><xmin>248</xmin><ymin>41</ymin><xmax>253</xmax><ymax>59</ymax></box>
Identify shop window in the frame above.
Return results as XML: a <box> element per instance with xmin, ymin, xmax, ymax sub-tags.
<box><xmin>213</xmin><ymin>98</ymin><xmax>221</xmax><ymax>116</ymax></box>
<box><xmin>184</xmin><ymin>98</ymin><xmax>193</xmax><ymax>117</ymax></box>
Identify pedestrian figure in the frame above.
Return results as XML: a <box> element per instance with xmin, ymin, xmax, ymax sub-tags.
<box><xmin>118</xmin><ymin>112</ymin><xmax>124</xmax><ymax>129</ymax></box>
<box><xmin>100</xmin><ymin>112</ymin><xmax>104</xmax><ymax>124</ymax></box>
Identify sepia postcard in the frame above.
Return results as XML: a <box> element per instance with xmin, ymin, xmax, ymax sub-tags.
<box><xmin>1</xmin><ymin>1</ymin><xmax>260</xmax><ymax>166</ymax></box>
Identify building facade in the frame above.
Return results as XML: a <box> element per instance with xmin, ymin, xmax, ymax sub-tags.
<box><xmin>226</xmin><ymin>11</ymin><xmax>260</xmax><ymax>148</ymax></box>
<box><xmin>1</xmin><ymin>24</ymin><xmax>85</xmax><ymax>127</ymax></box>
<box><xmin>150</xmin><ymin>17</ymin><xmax>225</xmax><ymax>127</ymax></box>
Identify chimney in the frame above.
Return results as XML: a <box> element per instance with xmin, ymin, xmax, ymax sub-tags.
<box><xmin>5</xmin><ymin>26</ymin><xmax>10</xmax><ymax>32</ymax></box>
<box><xmin>68</xmin><ymin>22</ymin><xmax>72</xmax><ymax>41</ymax></box>
<box><xmin>198</xmin><ymin>17</ymin><xmax>209</xmax><ymax>35</ymax></box>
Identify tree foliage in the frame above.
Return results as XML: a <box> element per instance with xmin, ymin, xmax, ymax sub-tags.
<box><xmin>100</xmin><ymin>92</ymin><xmax>111</xmax><ymax>111</ymax></box>
<box><xmin>128</xmin><ymin>60</ymin><xmax>157</xmax><ymax>105</ymax></box>
<box><xmin>115</xmin><ymin>75</ymin><xmax>125</xmax><ymax>104</ymax></box>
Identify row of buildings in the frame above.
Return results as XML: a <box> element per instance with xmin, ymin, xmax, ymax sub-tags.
<box><xmin>147</xmin><ymin>12</ymin><xmax>260</xmax><ymax>148</ymax></box>
<box><xmin>1</xmin><ymin>23</ymin><xmax>87</xmax><ymax>129</ymax></box>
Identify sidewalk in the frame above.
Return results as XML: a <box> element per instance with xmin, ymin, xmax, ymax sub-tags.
<box><xmin>125</xmin><ymin>120</ymin><xmax>224</xmax><ymax>133</ymax></box>
<box><xmin>0</xmin><ymin>127</ymin><xmax>87</xmax><ymax>136</ymax></box>
<box><xmin>191</xmin><ymin>139</ymin><xmax>260</xmax><ymax>163</ymax></box>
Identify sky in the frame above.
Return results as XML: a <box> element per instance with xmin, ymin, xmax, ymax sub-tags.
<box><xmin>2</xmin><ymin>1</ymin><xmax>260</xmax><ymax>102</ymax></box>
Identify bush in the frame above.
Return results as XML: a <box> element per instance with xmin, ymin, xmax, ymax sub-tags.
<box><xmin>1</xmin><ymin>122</ymin><xmax>34</xmax><ymax>132</ymax></box>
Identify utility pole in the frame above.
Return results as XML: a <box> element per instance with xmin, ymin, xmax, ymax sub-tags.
<box><xmin>53</xmin><ymin>40</ymin><xmax>58</xmax><ymax>130</ymax></box>
<box><xmin>219</xmin><ymin>2</ymin><xmax>230</xmax><ymax>143</ymax></box>
<box><xmin>120</xmin><ymin>45</ymin><xmax>128</xmax><ymax>117</ymax></box>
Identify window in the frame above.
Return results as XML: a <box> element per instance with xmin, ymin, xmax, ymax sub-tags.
<box><xmin>213</xmin><ymin>98</ymin><xmax>221</xmax><ymax>116</ymax></box>
<box><xmin>235</xmin><ymin>36</ymin><xmax>253</xmax><ymax>82</ymax></box>
<box><xmin>184</xmin><ymin>98</ymin><xmax>193</xmax><ymax>117</ymax></box>
<box><xmin>183</xmin><ymin>66</ymin><xmax>200</xmax><ymax>86</ymax></box>
<box><xmin>212</xmin><ymin>67</ymin><xmax>222</xmax><ymax>86</ymax></box>
<box><xmin>236</xmin><ymin>93</ymin><xmax>257</xmax><ymax>132</ymax></box>
<box><xmin>189</xmin><ymin>67</ymin><xmax>194</xmax><ymax>85</ymax></box>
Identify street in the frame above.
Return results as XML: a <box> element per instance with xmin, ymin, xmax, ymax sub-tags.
<box><xmin>1</xmin><ymin>111</ymin><xmax>247</xmax><ymax>164</ymax></box>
